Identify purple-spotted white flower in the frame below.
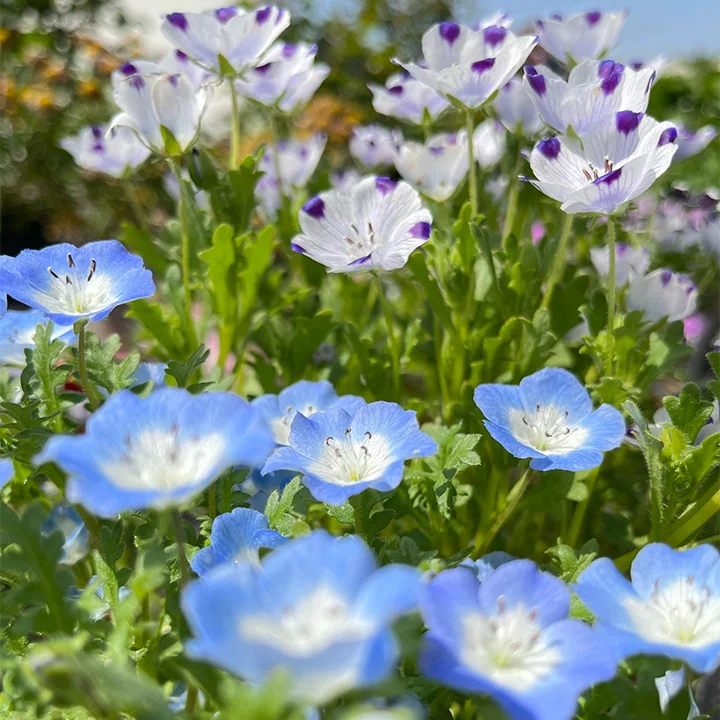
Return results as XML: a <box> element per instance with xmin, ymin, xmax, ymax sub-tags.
<box><xmin>525</xmin><ymin>112</ymin><xmax>678</xmax><ymax>215</ymax></box>
<box><xmin>524</xmin><ymin>60</ymin><xmax>656</xmax><ymax>136</ymax></box>
<box><xmin>368</xmin><ymin>72</ymin><xmax>449</xmax><ymax>125</ymax></box>
<box><xmin>60</xmin><ymin>125</ymin><xmax>150</xmax><ymax>178</ymax></box>
<box><xmin>349</xmin><ymin>125</ymin><xmax>402</xmax><ymax>169</ymax></box>
<box><xmin>626</xmin><ymin>269</ymin><xmax>698</xmax><ymax>323</ymax></box>
<box><xmin>331</xmin><ymin>168</ymin><xmax>363</xmax><ymax>194</ymax></box>
<box><xmin>493</xmin><ymin>77</ymin><xmax>543</xmax><ymax>136</ymax></box>
<box><xmin>291</xmin><ymin>176</ymin><xmax>432</xmax><ymax>273</ymax></box>
<box><xmin>161</xmin><ymin>6</ymin><xmax>290</xmax><ymax>77</ymax></box>
<box><xmin>590</xmin><ymin>243</ymin><xmax>650</xmax><ymax>286</ymax></box>
<box><xmin>535</xmin><ymin>11</ymin><xmax>627</xmax><ymax>64</ymax></box>
<box><xmin>235</xmin><ymin>42</ymin><xmax>329</xmax><ymax>113</ymax></box>
<box><xmin>393</xmin><ymin>22</ymin><xmax>537</xmax><ymax>111</ymax></box>
<box><xmin>473</xmin><ymin>119</ymin><xmax>506</xmax><ymax>168</ymax></box>
<box><xmin>674</xmin><ymin>123</ymin><xmax>718</xmax><ymax>161</ymax></box>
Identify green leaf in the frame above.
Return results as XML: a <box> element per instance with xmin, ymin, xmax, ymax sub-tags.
<box><xmin>407</xmin><ymin>253</ymin><xmax>455</xmax><ymax>337</ymax></box>
<box><xmin>159</xmin><ymin>125</ymin><xmax>182</xmax><ymax>157</ymax></box>
<box><xmin>265</xmin><ymin>476</ymin><xmax>304</xmax><ymax>532</ymax></box>
<box><xmin>445</xmin><ymin>433</ymin><xmax>482</xmax><ymax>469</ymax></box>
<box><xmin>326</xmin><ymin>502</ymin><xmax>354</xmax><ymax>524</ymax></box>
<box><xmin>165</xmin><ymin>345</ymin><xmax>210</xmax><ymax>388</ymax></box>
<box><xmin>126</xmin><ymin>299</ymin><xmax>185</xmax><ymax>358</ymax></box>
<box><xmin>119</xmin><ymin>221</ymin><xmax>168</xmax><ymax>275</ymax></box>
<box><xmin>663</xmin><ymin>384</ymin><xmax>714</xmax><ymax>444</ymax></box>
<box><xmin>707</xmin><ymin>351</ymin><xmax>720</xmax><ymax>401</ymax></box>
<box><xmin>81</xmin><ymin>332</ymin><xmax>140</xmax><ymax>395</ymax></box>
<box><xmin>286</xmin><ymin>310</ymin><xmax>335</xmax><ymax>381</ymax></box>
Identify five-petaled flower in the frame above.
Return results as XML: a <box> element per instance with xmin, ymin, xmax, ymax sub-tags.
<box><xmin>474</xmin><ymin>368</ymin><xmax>625</xmax><ymax>472</ymax></box>
<box><xmin>368</xmin><ymin>72</ymin><xmax>449</xmax><ymax>125</ymax></box>
<box><xmin>493</xmin><ymin>76</ymin><xmax>543</xmax><ymax>136</ymax></box>
<box><xmin>261</xmin><ymin>400</ymin><xmax>437</xmax><ymax>504</ymax></box>
<box><xmin>674</xmin><ymin>123</ymin><xmax>718</xmax><ymax>161</ymax></box>
<box><xmin>420</xmin><ymin>559</ymin><xmax>618</xmax><ymax>720</ymax></box>
<box><xmin>0</xmin><ymin>310</ymin><xmax>75</xmax><ymax>366</ymax></box>
<box><xmin>627</xmin><ymin>268</ymin><xmax>699</xmax><ymax>323</ymax></box>
<box><xmin>590</xmin><ymin>243</ymin><xmax>650</xmax><ymax>286</ymax></box>
<box><xmin>291</xmin><ymin>176</ymin><xmax>433</xmax><ymax>273</ymax></box>
<box><xmin>349</xmin><ymin>125</ymin><xmax>402</xmax><ymax>169</ymax></box>
<box><xmin>0</xmin><ymin>241</ymin><xmax>155</xmax><ymax>326</ymax></box>
<box><xmin>575</xmin><ymin>543</ymin><xmax>720</xmax><ymax>673</ymax></box>
<box><xmin>182</xmin><ymin>530</ymin><xmax>422</xmax><ymax>704</ymax></box>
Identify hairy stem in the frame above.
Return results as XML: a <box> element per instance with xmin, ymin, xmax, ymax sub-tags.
<box><xmin>605</xmin><ymin>217</ymin><xmax>617</xmax><ymax>377</ymax></box>
<box><xmin>465</xmin><ymin>109</ymin><xmax>478</xmax><ymax>217</ymax></box>
<box><xmin>77</xmin><ymin>324</ymin><xmax>100</xmax><ymax>411</ymax></box>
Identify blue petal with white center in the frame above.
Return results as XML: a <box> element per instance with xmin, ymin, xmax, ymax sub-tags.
<box><xmin>41</xmin><ymin>503</ymin><xmax>90</xmax><ymax>565</ymax></box>
<box><xmin>575</xmin><ymin>543</ymin><xmax>720</xmax><ymax>673</ymax></box>
<box><xmin>0</xmin><ymin>309</ymin><xmax>76</xmax><ymax>366</ymax></box>
<box><xmin>261</xmin><ymin>401</ymin><xmax>437</xmax><ymax>505</ymax></box>
<box><xmin>474</xmin><ymin>368</ymin><xmax>625</xmax><ymax>471</ymax></box>
<box><xmin>420</xmin><ymin>560</ymin><xmax>618</xmax><ymax>720</ymax></box>
<box><xmin>1</xmin><ymin>241</ymin><xmax>155</xmax><ymax>326</ymax></box>
<box><xmin>36</xmin><ymin>388</ymin><xmax>276</xmax><ymax>517</ymax></box>
<box><xmin>191</xmin><ymin>507</ymin><xmax>287</xmax><ymax>577</ymax></box>
<box><xmin>181</xmin><ymin>530</ymin><xmax>421</xmax><ymax>705</ymax></box>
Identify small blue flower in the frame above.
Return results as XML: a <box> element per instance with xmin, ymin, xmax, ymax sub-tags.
<box><xmin>1</xmin><ymin>240</ymin><xmax>155</xmax><ymax>326</ymax></box>
<box><xmin>191</xmin><ymin>507</ymin><xmax>287</xmax><ymax>577</ymax></box>
<box><xmin>0</xmin><ymin>255</ymin><xmax>10</xmax><ymax>318</ymax></box>
<box><xmin>575</xmin><ymin>543</ymin><xmax>720</xmax><ymax>673</ymax></box>
<box><xmin>182</xmin><ymin>530</ymin><xmax>421</xmax><ymax>705</ymax></box>
<box><xmin>0</xmin><ymin>309</ymin><xmax>76</xmax><ymax>366</ymax></box>
<box><xmin>41</xmin><ymin>503</ymin><xmax>90</xmax><ymax>565</ymax></box>
<box><xmin>420</xmin><ymin>560</ymin><xmax>618</xmax><ymax>720</ymax></box>
<box><xmin>0</xmin><ymin>459</ymin><xmax>13</xmax><ymax>490</ymax></box>
<box><xmin>460</xmin><ymin>551</ymin><xmax>514</xmax><ymax>582</ymax></box>
<box><xmin>36</xmin><ymin>388</ymin><xmax>276</xmax><ymax>517</ymax></box>
<box><xmin>473</xmin><ymin>367</ymin><xmax>625</xmax><ymax>471</ymax></box>
<box><xmin>261</xmin><ymin>401</ymin><xmax>437</xmax><ymax>505</ymax></box>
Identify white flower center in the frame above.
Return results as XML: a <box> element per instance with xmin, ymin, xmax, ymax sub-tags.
<box><xmin>308</xmin><ymin>428</ymin><xmax>391</xmax><ymax>485</ymax></box>
<box><xmin>624</xmin><ymin>577</ymin><xmax>720</xmax><ymax>648</ymax></box>
<box><xmin>343</xmin><ymin>220</ymin><xmax>378</xmax><ymax>263</ymax></box>
<box><xmin>40</xmin><ymin>253</ymin><xmax>116</xmax><ymax>315</ymax></box>
<box><xmin>101</xmin><ymin>427</ymin><xmax>226</xmax><ymax>492</ymax></box>
<box><xmin>239</xmin><ymin>585</ymin><xmax>373</xmax><ymax>656</ymax></box>
<box><xmin>582</xmin><ymin>156</ymin><xmax>615</xmax><ymax>182</ymax></box>
<box><xmin>461</xmin><ymin>601</ymin><xmax>561</xmax><ymax>691</ymax></box>
<box><xmin>508</xmin><ymin>404</ymin><xmax>588</xmax><ymax>455</ymax></box>
<box><xmin>271</xmin><ymin>403</ymin><xmax>318</xmax><ymax>445</ymax></box>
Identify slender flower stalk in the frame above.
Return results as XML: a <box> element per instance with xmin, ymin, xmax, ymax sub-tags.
<box><xmin>541</xmin><ymin>215</ymin><xmax>573</xmax><ymax>309</ymax></box>
<box><xmin>229</xmin><ymin>79</ymin><xmax>241</xmax><ymax>170</ymax></box>
<box><xmin>466</xmin><ymin>110</ymin><xmax>478</xmax><ymax>216</ymax></box>
<box><xmin>375</xmin><ymin>275</ymin><xmax>401</xmax><ymax>396</ymax></box>
<box><xmin>77</xmin><ymin>323</ymin><xmax>100</xmax><ymax>411</ymax></box>
<box><xmin>605</xmin><ymin>218</ymin><xmax>617</xmax><ymax>376</ymax></box>
<box><xmin>567</xmin><ymin>467</ymin><xmax>600</xmax><ymax>547</ymax></box>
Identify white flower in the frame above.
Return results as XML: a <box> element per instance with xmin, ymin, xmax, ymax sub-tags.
<box><xmin>393</xmin><ymin>22</ymin><xmax>537</xmax><ymax>110</ymax></box>
<box><xmin>235</xmin><ymin>42</ymin><xmax>329</xmax><ymax>113</ymax></box>
<box><xmin>627</xmin><ymin>269</ymin><xmax>698</xmax><ymax>323</ymax></box>
<box><xmin>493</xmin><ymin>77</ymin><xmax>543</xmax><ymax>135</ymax></box>
<box><xmin>525</xmin><ymin>112</ymin><xmax>678</xmax><ymax>215</ymax></box>
<box><xmin>535</xmin><ymin>11</ymin><xmax>626</xmax><ymax>63</ymax></box>
<box><xmin>349</xmin><ymin>125</ymin><xmax>402</xmax><ymax>168</ymax></box>
<box><xmin>330</xmin><ymin>168</ymin><xmax>362</xmax><ymax>193</ymax></box>
<box><xmin>368</xmin><ymin>72</ymin><xmax>449</xmax><ymax>125</ymax></box>
<box><xmin>473</xmin><ymin>119</ymin><xmax>506</xmax><ymax>168</ymax></box>
<box><xmin>524</xmin><ymin>61</ymin><xmax>656</xmax><ymax>136</ymax></box>
<box><xmin>590</xmin><ymin>243</ymin><xmax>650</xmax><ymax>286</ymax></box>
<box><xmin>260</xmin><ymin>134</ymin><xmax>326</xmax><ymax>192</ymax></box>
<box><xmin>674</xmin><ymin>123</ymin><xmax>718</xmax><ymax>161</ymax></box>
<box><xmin>161</xmin><ymin>6</ymin><xmax>290</xmax><ymax>77</ymax></box>
<box><xmin>291</xmin><ymin>176</ymin><xmax>432</xmax><ymax>273</ymax></box>
<box><xmin>628</xmin><ymin>56</ymin><xmax>668</xmax><ymax>78</ymax></box>
<box><xmin>394</xmin><ymin>131</ymin><xmax>468</xmax><ymax>202</ymax></box>
<box><xmin>60</xmin><ymin>124</ymin><xmax>150</xmax><ymax>178</ymax></box>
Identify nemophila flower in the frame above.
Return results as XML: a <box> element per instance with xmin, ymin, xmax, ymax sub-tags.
<box><xmin>655</xmin><ymin>669</ymin><xmax>700</xmax><ymax>719</ymax></box>
<box><xmin>41</xmin><ymin>504</ymin><xmax>90</xmax><ymax>565</ymax></box>
<box><xmin>1</xmin><ymin>241</ymin><xmax>155</xmax><ymax>326</ymax></box>
<box><xmin>393</xmin><ymin>23</ymin><xmax>537</xmax><ymax>111</ymax></box>
<box><xmin>161</xmin><ymin>6</ymin><xmax>290</xmax><ymax>77</ymax></box>
<box><xmin>473</xmin><ymin>120</ymin><xmax>506</xmax><ymax>168</ymax></box>
<box><xmin>420</xmin><ymin>560</ymin><xmax>618</xmax><ymax>720</ymax></box>
<box><xmin>59</xmin><ymin>124</ymin><xmax>150</xmax><ymax>178</ymax></box>
<box><xmin>524</xmin><ymin>61</ymin><xmax>656</xmax><ymax>136</ymax></box>
<box><xmin>291</xmin><ymin>176</ymin><xmax>433</xmax><ymax>273</ymax></box>
<box><xmin>36</xmin><ymin>388</ymin><xmax>276</xmax><ymax>517</ymax></box>
<box><xmin>0</xmin><ymin>459</ymin><xmax>12</xmax><ymax>491</ymax></box>
<box><xmin>191</xmin><ymin>507</ymin><xmax>287</xmax><ymax>577</ymax></box>
<box><xmin>368</xmin><ymin>72</ymin><xmax>449</xmax><ymax>125</ymax></box>
<box><xmin>674</xmin><ymin>124</ymin><xmax>718</xmax><ymax>161</ymax></box>
<box><xmin>535</xmin><ymin>11</ymin><xmax>626</xmax><ymax>64</ymax></box>
<box><xmin>260</xmin><ymin>134</ymin><xmax>326</xmax><ymax>194</ymax></box>
<box><xmin>590</xmin><ymin>243</ymin><xmax>650</xmax><ymax>286</ymax></box>
<box><xmin>525</xmin><ymin>112</ymin><xmax>678</xmax><ymax>215</ymax></box>
<box><xmin>0</xmin><ymin>257</ymin><xmax>8</xmax><ymax>318</ymax></box>
<box><xmin>493</xmin><ymin>77</ymin><xmax>543</xmax><ymax>136</ymax></box>
<box><xmin>0</xmin><ymin>310</ymin><xmax>75</xmax><ymax>366</ymax></box>
<box><xmin>461</xmin><ymin>551</ymin><xmax>514</xmax><ymax>583</ymax></box>
<box><xmin>262</xmin><ymin>401</ymin><xmax>437</xmax><ymax>505</ymax></box>
<box><xmin>575</xmin><ymin>543</ymin><xmax>720</xmax><ymax>673</ymax></box>
<box><xmin>331</xmin><ymin>168</ymin><xmax>363</xmax><ymax>193</ymax></box>
<box><xmin>235</xmin><ymin>42</ymin><xmax>329</xmax><ymax>113</ymax></box>
<box><xmin>182</xmin><ymin>530</ymin><xmax>422</xmax><ymax>704</ymax></box>
<box><xmin>474</xmin><ymin>367</ymin><xmax>625</xmax><ymax>472</ymax></box>
<box><xmin>349</xmin><ymin>125</ymin><xmax>402</xmax><ymax>169</ymax></box>
<box><xmin>340</xmin><ymin>696</ymin><xmax>425</xmax><ymax>720</ymax></box>
<box><xmin>626</xmin><ymin>269</ymin><xmax>698</xmax><ymax>323</ymax></box>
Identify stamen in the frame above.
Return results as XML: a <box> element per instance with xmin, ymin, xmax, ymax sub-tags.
<box><xmin>360</xmin><ymin>445</ymin><xmax>369</xmax><ymax>454</ymax></box>
<box><xmin>65</xmin><ymin>274</ymin><xmax>72</xmax><ymax>285</ymax></box>
<box><xmin>582</xmin><ymin>168</ymin><xmax>593</xmax><ymax>181</ymax></box>
<box><xmin>497</xmin><ymin>595</ymin><xmax>506</xmax><ymax>613</ymax></box>
<box><xmin>604</xmin><ymin>155</ymin><xmax>613</xmax><ymax>173</ymax></box>
<box><xmin>67</xmin><ymin>253</ymin><xmax>75</xmax><ymax>268</ymax></box>
<box><xmin>345</xmin><ymin>428</ymin><xmax>352</xmax><ymax>435</ymax></box>
<box><xmin>87</xmin><ymin>259</ymin><xmax>97</xmax><ymax>282</ymax></box>
<box><xmin>365</xmin><ymin>431</ymin><xmax>372</xmax><ymax>440</ymax></box>
<box><xmin>48</xmin><ymin>267</ymin><xmax>60</xmax><ymax>280</ymax></box>
<box><xmin>522</xmin><ymin>417</ymin><xmax>529</xmax><ymax>425</ymax></box>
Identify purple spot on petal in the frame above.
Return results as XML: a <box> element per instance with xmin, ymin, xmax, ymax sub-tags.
<box><xmin>630</xmin><ymin>61</ymin><xmax>643</xmax><ymax>70</ymax></box>
<box><xmin>538</xmin><ymin>137</ymin><xmax>561</xmax><ymax>160</ymax></box>
<box><xmin>616</xmin><ymin>110</ymin><xmax>642</xmax><ymax>135</ymax></box>
<box><xmin>598</xmin><ymin>60</ymin><xmax>621</xmax><ymax>78</ymax></box>
<box><xmin>388</xmin><ymin>85</ymin><xmax>404</xmax><ymax>95</ymax></box>
<box><xmin>550</xmin><ymin>13</ymin><xmax>563</xmax><ymax>21</ymax></box>
<box><xmin>275</xmin><ymin>8</ymin><xmax>286</xmax><ymax>24</ymax></box>
<box><xmin>525</xmin><ymin>66</ymin><xmax>546</xmax><ymax>95</ymax></box>
<box><xmin>215</xmin><ymin>7</ymin><xmax>238</xmax><ymax>23</ymax></box>
<box><xmin>617</xmin><ymin>243</ymin><xmax>627</xmax><ymax>255</ymax></box>
<box><xmin>255</xmin><ymin>63</ymin><xmax>272</xmax><ymax>75</ymax></box>
<box><xmin>375</xmin><ymin>177</ymin><xmax>397</xmax><ymax>196</ymax></box>
<box><xmin>483</xmin><ymin>25</ymin><xmax>507</xmax><ymax>47</ymax></box>
<box><xmin>658</xmin><ymin>127</ymin><xmax>678</xmax><ymax>146</ymax></box>
<box><xmin>167</xmin><ymin>12</ymin><xmax>188</xmax><ymax>31</ymax></box>
<box><xmin>120</xmin><ymin>62</ymin><xmax>138</xmax><ymax>76</ymax></box>
<box><xmin>661</xmin><ymin>270</ymin><xmax>672</xmax><ymax>286</ymax></box>
<box><xmin>282</xmin><ymin>43</ymin><xmax>297</xmax><ymax>58</ymax></box>
<box><xmin>536</xmin><ymin>19</ymin><xmax>544</xmax><ymax>29</ymax></box>
<box><xmin>91</xmin><ymin>126</ymin><xmax>103</xmax><ymax>139</ymax></box>
<box><xmin>586</xmin><ymin>11</ymin><xmax>602</xmax><ymax>25</ymax></box>
<box><xmin>646</xmin><ymin>71</ymin><xmax>656</xmax><ymax>94</ymax></box>
<box><xmin>129</xmin><ymin>75</ymin><xmax>145</xmax><ymax>90</ymax></box>
<box><xmin>439</xmin><ymin>22</ymin><xmax>460</xmax><ymax>45</ymax></box>
<box><xmin>472</xmin><ymin>58</ymin><xmax>496</xmax><ymax>74</ymax></box>
<box><xmin>92</xmin><ymin>143</ymin><xmax>104</xmax><ymax>153</ymax></box>
<box><xmin>429</xmin><ymin>146</ymin><xmax>444</xmax><ymax>156</ymax></box>
<box><xmin>601</xmin><ymin>68</ymin><xmax>623</xmax><ymax>95</ymax></box>
<box><xmin>256</xmin><ymin>6</ymin><xmax>271</xmax><ymax>24</ymax></box>
<box><xmin>290</xmin><ymin>243</ymin><xmax>306</xmax><ymax>254</ymax></box>
<box><xmin>594</xmin><ymin>168</ymin><xmax>622</xmax><ymax>185</ymax></box>
<box><xmin>349</xmin><ymin>253</ymin><xmax>373</xmax><ymax>266</ymax></box>
<box><xmin>409</xmin><ymin>221</ymin><xmax>431</xmax><ymax>239</ymax></box>
<box><xmin>167</xmin><ymin>74</ymin><xmax>179</xmax><ymax>87</ymax></box>
<box><xmin>686</xmin><ymin>284</ymin><xmax>697</xmax><ymax>295</ymax></box>
<box><xmin>303</xmin><ymin>197</ymin><xmax>325</xmax><ymax>218</ymax></box>
<box><xmin>175</xmin><ymin>50</ymin><xmax>189</xmax><ymax>63</ymax></box>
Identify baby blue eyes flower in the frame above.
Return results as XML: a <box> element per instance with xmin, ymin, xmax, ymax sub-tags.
<box><xmin>420</xmin><ymin>560</ymin><xmax>618</xmax><ymax>720</ymax></box>
<box><xmin>181</xmin><ymin>530</ymin><xmax>421</xmax><ymax>704</ymax></box>
<box><xmin>575</xmin><ymin>543</ymin><xmax>720</xmax><ymax>673</ymax></box>
<box><xmin>190</xmin><ymin>507</ymin><xmax>287</xmax><ymax>577</ymax></box>
<box><xmin>0</xmin><ymin>459</ymin><xmax>13</xmax><ymax>491</ymax></box>
<box><xmin>36</xmin><ymin>388</ymin><xmax>276</xmax><ymax>517</ymax></box>
<box><xmin>261</xmin><ymin>401</ymin><xmax>438</xmax><ymax>505</ymax></box>
<box><xmin>41</xmin><ymin>504</ymin><xmax>90</xmax><ymax>565</ymax></box>
<box><xmin>0</xmin><ymin>310</ymin><xmax>75</xmax><ymax>366</ymax></box>
<box><xmin>474</xmin><ymin>367</ymin><xmax>625</xmax><ymax>472</ymax></box>
<box><xmin>1</xmin><ymin>240</ymin><xmax>155</xmax><ymax>326</ymax></box>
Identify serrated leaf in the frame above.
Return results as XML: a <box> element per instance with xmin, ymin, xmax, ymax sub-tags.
<box><xmin>165</xmin><ymin>344</ymin><xmax>210</xmax><ymax>388</ymax></box>
<box><xmin>663</xmin><ymin>384</ymin><xmax>714</xmax><ymax>444</ymax></box>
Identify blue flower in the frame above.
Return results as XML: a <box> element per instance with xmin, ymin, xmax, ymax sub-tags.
<box><xmin>473</xmin><ymin>367</ymin><xmax>625</xmax><ymax>471</ymax></box>
<box><xmin>420</xmin><ymin>560</ymin><xmax>618</xmax><ymax>720</ymax></box>
<box><xmin>0</xmin><ymin>255</ymin><xmax>10</xmax><ymax>318</ymax></box>
<box><xmin>1</xmin><ymin>240</ymin><xmax>155</xmax><ymax>326</ymax></box>
<box><xmin>261</xmin><ymin>401</ymin><xmax>437</xmax><ymax>505</ymax></box>
<box><xmin>191</xmin><ymin>507</ymin><xmax>287</xmax><ymax>577</ymax></box>
<box><xmin>41</xmin><ymin>503</ymin><xmax>90</xmax><ymax>565</ymax></box>
<box><xmin>0</xmin><ymin>309</ymin><xmax>76</xmax><ymax>366</ymax></box>
<box><xmin>36</xmin><ymin>388</ymin><xmax>276</xmax><ymax>517</ymax></box>
<box><xmin>574</xmin><ymin>543</ymin><xmax>720</xmax><ymax>673</ymax></box>
<box><xmin>0</xmin><ymin>459</ymin><xmax>13</xmax><ymax>490</ymax></box>
<box><xmin>182</xmin><ymin>530</ymin><xmax>421</xmax><ymax>704</ymax></box>
<box><xmin>460</xmin><ymin>551</ymin><xmax>514</xmax><ymax>582</ymax></box>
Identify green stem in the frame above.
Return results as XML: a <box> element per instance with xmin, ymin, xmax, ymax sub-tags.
<box><xmin>605</xmin><ymin>217</ymin><xmax>617</xmax><ymax>377</ymax></box>
<box><xmin>663</xmin><ymin>479</ymin><xmax>720</xmax><ymax>547</ymax></box>
<box><xmin>172</xmin><ymin>510</ymin><xmax>191</xmax><ymax>587</ymax></box>
<box><xmin>434</xmin><ymin>318</ymin><xmax>450</xmax><ymax>422</ymax></box>
<box><xmin>541</xmin><ymin>215</ymin><xmax>573</xmax><ymax>309</ymax></box>
<box><xmin>567</xmin><ymin>467</ymin><xmax>600</xmax><ymax>547</ymax></box>
<box><xmin>465</xmin><ymin>109</ymin><xmax>478</xmax><ymax>217</ymax></box>
<box><xmin>185</xmin><ymin>684</ymin><xmax>198</xmax><ymax>714</ymax></box>
<box><xmin>228</xmin><ymin>78</ymin><xmax>241</xmax><ymax>171</ymax></box>
<box><xmin>77</xmin><ymin>324</ymin><xmax>100</xmax><ymax>411</ymax></box>
<box><xmin>375</xmin><ymin>275</ymin><xmax>401</xmax><ymax>396</ymax></box>
<box><xmin>501</xmin><ymin>154</ymin><xmax>523</xmax><ymax>241</ymax></box>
